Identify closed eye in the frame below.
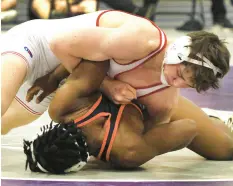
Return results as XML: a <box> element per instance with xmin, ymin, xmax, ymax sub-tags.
<box><xmin>179</xmin><ymin>68</ymin><xmax>194</xmax><ymax>88</ymax></box>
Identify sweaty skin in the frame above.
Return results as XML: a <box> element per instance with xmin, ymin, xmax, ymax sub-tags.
<box><xmin>48</xmin><ymin>60</ymin><xmax>233</xmax><ymax>169</ymax></box>
<box><xmin>50</xmin><ymin>10</ymin><xmax>178</xmax><ymax>125</ymax></box>
<box><xmin>48</xmin><ymin>60</ymin><xmax>197</xmax><ymax>168</ymax></box>
<box><xmin>49</xmin><ymin>10</ymin><xmax>160</xmax><ymax>73</ymax></box>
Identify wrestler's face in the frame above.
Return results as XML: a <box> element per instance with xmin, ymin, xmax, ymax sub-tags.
<box><xmin>163</xmin><ymin>63</ymin><xmax>194</xmax><ymax>88</ymax></box>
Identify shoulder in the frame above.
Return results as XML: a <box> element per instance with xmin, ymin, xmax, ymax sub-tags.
<box><xmin>128</xmin><ymin>18</ymin><xmax>162</xmax><ymax>53</ymax></box>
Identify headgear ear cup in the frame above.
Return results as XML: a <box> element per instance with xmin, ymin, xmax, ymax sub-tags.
<box><xmin>164</xmin><ymin>36</ymin><xmax>192</xmax><ymax>65</ymax></box>
<box><xmin>163</xmin><ymin>36</ymin><xmax>222</xmax><ymax>76</ymax></box>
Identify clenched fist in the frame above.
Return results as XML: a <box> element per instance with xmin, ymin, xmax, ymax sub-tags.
<box><xmin>102</xmin><ymin>78</ymin><xmax>137</xmax><ymax>104</ymax></box>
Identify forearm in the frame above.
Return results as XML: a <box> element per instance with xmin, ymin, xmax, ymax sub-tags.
<box><xmin>49</xmin><ymin>81</ymin><xmax>81</xmax><ymax>122</ymax></box>
<box><xmin>50</xmin><ymin>64</ymin><xmax>70</xmax><ymax>82</ymax></box>
<box><xmin>49</xmin><ymin>60</ymin><xmax>109</xmax><ymax>122</ymax></box>
<box><xmin>100</xmin><ymin>75</ymin><xmax>112</xmax><ymax>93</ymax></box>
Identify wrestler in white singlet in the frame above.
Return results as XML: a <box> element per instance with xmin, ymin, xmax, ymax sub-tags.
<box><xmin>1</xmin><ymin>11</ymin><xmax>106</xmax><ymax>114</ymax></box>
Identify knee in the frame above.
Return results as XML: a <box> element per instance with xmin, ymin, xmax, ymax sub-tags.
<box><xmin>185</xmin><ymin>119</ymin><xmax>198</xmax><ymax>136</ymax></box>
<box><xmin>177</xmin><ymin>119</ymin><xmax>198</xmax><ymax>139</ymax></box>
<box><xmin>115</xmin><ymin>150</ymin><xmax>141</xmax><ymax>169</ymax></box>
<box><xmin>112</xmin><ymin>142</ymin><xmax>144</xmax><ymax>169</ymax></box>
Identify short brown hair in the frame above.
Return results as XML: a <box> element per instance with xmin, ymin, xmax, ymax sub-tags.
<box><xmin>183</xmin><ymin>31</ymin><xmax>230</xmax><ymax>92</ymax></box>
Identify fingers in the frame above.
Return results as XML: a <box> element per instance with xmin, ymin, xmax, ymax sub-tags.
<box><xmin>26</xmin><ymin>86</ymin><xmax>41</xmax><ymax>102</ymax></box>
<box><xmin>36</xmin><ymin>91</ymin><xmax>48</xmax><ymax>104</ymax></box>
<box><xmin>117</xmin><ymin>86</ymin><xmax>137</xmax><ymax>101</ymax></box>
<box><xmin>112</xmin><ymin>95</ymin><xmax>132</xmax><ymax>105</ymax></box>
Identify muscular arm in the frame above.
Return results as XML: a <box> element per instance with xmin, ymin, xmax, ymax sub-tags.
<box><xmin>51</xmin><ymin>21</ymin><xmax>155</xmax><ymax>72</ymax></box>
<box><xmin>50</xmin><ymin>64</ymin><xmax>70</xmax><ymax>82</ymax></box>
<box><xmin>48</xmin><ymin>60</ymin><xmax>109</xmax><ymax>122</ymax></box>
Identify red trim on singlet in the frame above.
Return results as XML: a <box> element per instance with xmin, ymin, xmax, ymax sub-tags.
<box><xmin>96</xmin><ymin>10</ymin><xmax>167</xmax><ymax>67</ymax></box>
<box><xmin>114</xmin><ymin>36</ymin><xmax>167</xmax><ymax>79</ymax></box>
<box><xmin>96</xmin><ymin>10</ymin><xmax>169</xmax><ymax>98</ymax></box>
<box><xmin>14</xmin><ymin>96</ymin><xmax>43</xmax><ymax>115</ymax></box>
<box><xmin>1</xmin><ymin>51</ymin><xmax>29</xmax><ymax>67</ymax></box>
<box><xmin>96</xmin><ymin>10</ymin><xmax>113</xmax><ymax>26</ymax></box>
<box><xmin>137</xmin><ymin>86</ymin><xmax>170</xmax><ymax>99</ymax></box>
<box><xmin>97</xmin><ymin>116</ymin><xmax>111</xmax><ymax>159</ymax></box>
<box><xmin>112</xmin><ymin>24</ymin><xmax>164</xmax><ymax>66</ymax></box>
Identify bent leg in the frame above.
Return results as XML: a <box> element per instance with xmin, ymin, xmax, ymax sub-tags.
<box><xmin>111</xmin><ymin>114</ymin><xmax>197</xmax><ymax>168</ymax></box>
<box><xmin>1</xmin><ymin>79</ymin><xmax>55</xmax><ymax>135</ymax></box>
<box><xmin>1</xmin><ymin>99</ymin><xmax>41</xmax><ymax>135</ymax></box>
<box><xmin>1</xmin><ymin>54</ymin><xmax>28</xmax><ymax>116</ymax></box>
<box><xmin>188</xmin><ymin>116</ymin><xmax>233</xmax><ymax>160</ymax></box>
<box><xmin>142</xmin><ymin>119</ymin><xmax>198</xmax><ymax>155</ymax></box>
<box><xmin>172</xmin><ymin>96</ymin><xmax>233</xmax><ymax>160</ymax></box>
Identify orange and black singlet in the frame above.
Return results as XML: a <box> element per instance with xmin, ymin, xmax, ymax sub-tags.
<box><xmin>74</xmin><ymin>94</ymin><xmax>143</xmax><ymax>162</ymax></box>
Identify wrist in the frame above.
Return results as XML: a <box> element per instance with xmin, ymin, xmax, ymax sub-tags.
<box><xmin>100</xmin><ymin>76</ymin><xmax>112</xmax><ymax>92</ymax></box>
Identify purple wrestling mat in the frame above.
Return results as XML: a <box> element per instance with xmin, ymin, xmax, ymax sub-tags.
<box><xmin>181</xmin><ymin>67</ymin><xmax>233</xmax><ymax>111</ymax></box>
<box><xmin>1</xmin><ymin>180</ymin><xmax>233</xmax><ymax>186</ymax></box>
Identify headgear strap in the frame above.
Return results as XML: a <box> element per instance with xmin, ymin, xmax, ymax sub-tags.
<box><xmin>164</xmin><ymin>36</ymin><xmax>222</xmax><ymax>76</ymax></box>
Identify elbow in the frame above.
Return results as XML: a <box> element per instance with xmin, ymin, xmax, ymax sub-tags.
<box><xmin>113</xmin><ymin>144</ymin><xmax>147</xmax><ymax>169</ymax></box>
<box><xmin>119</xmin><ymin>150</ymin><xmax>143</xmax><ymax>169</ymax></box>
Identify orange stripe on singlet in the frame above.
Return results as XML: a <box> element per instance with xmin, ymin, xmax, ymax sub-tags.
<box><xmin>73</xmin><ymin>94</ymin><xmax>112</xmax><ymax>160</ymax></box>
<box><xmin>74</xmin><ymin>95</ymin><xmax>103</xmax><ymax>124</ymax></box>
<box><xmin>74</xmin><ymin>94</ymin><xmax>144</xmax><ymax>161</ymax></box>
<box><xmin>97</xmin><ymin>115</ymin><xmax>111</xmax><ymax>159</ymax></box>
<box><xmin>105</xmin><ymin>102</ymin><xmax>144</xmax><ymax>161</ymax></box>
<box><xmin>105</xmin><ymin>104</ymin><xmax>125</xmax><ymax>161</ymax></box>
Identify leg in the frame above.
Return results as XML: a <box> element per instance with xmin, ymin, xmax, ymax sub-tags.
<box><xmin>1</xmin><ymin>54</ymin><xmax>28</xmax><ymax>116</ymax></box>
<box><xmin>142</xmin><ymin>119</ymin><xmax>198</xmax><ymax>155</ymax></box>
<box><xmin>1</xmin><ymin>99</ymin><xmax>40</xmax><ymax>135</ymax></box>
<box><xmin>111</xmin><ymin>103</ymin><xmax>197</xmax><ymax>168</ymax></box>
<box><xmin>1</xmin><ymin>80</ymin><xmax>55</xmax><ymax>134</ymax></box>
<box><xmin>188</xmin><ymin>117</ymin><xmax>233</xmax><ymax>160</ymax></box>
<box><xmin>172</xmin><ymin>96</ymin><xmax>233</xmax><ymax>160</ymax></box>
